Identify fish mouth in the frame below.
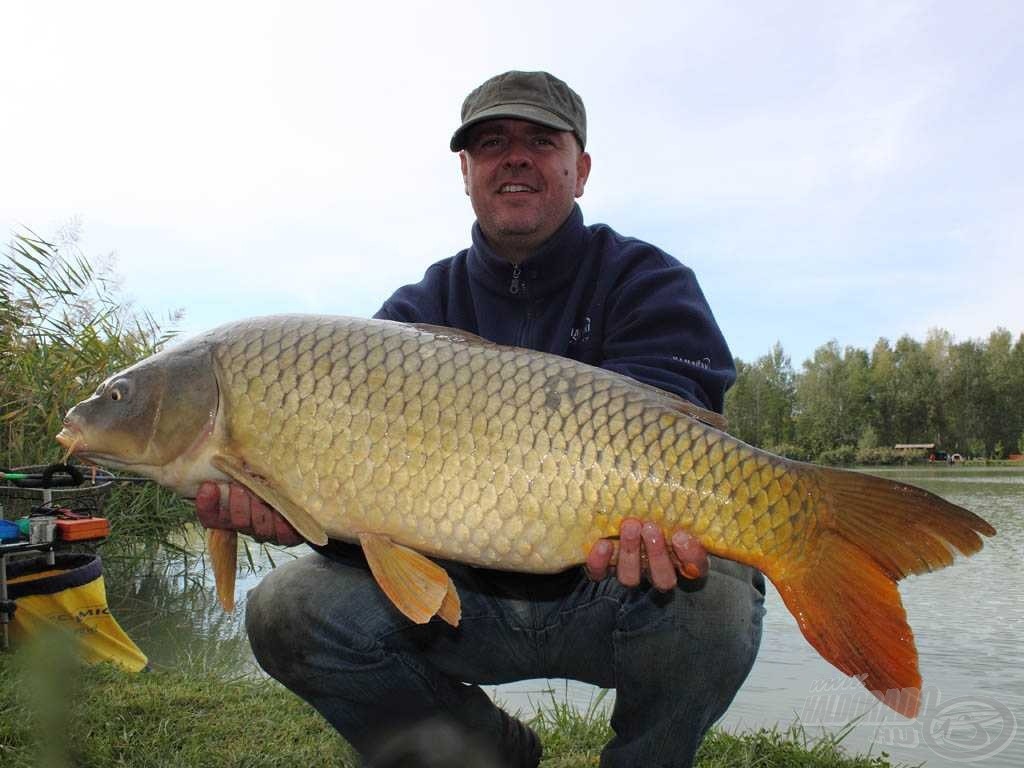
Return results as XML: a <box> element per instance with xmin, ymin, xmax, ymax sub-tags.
<box><xmin>54</xmin><ymin>426</ymin><xmax>133</xmax><ymax>468</ymax></box>
<box><xmin>56</xmin><ymin>426</ymin><xmax>82</xmax><ymax>452</ymax></box>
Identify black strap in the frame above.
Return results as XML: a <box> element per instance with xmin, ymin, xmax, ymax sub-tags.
<box><xmin>9</xmin><ymin>463</ymin><xmax>84</xmax><ymax>488</ymax></box>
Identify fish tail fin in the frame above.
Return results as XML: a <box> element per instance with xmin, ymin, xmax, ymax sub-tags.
<box><xmin>767</xmin><ymin>467</ymin><xmax>995</xmax><ymax>718</ymax></box>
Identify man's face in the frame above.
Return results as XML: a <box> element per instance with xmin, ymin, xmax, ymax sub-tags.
<box><xmin>460</xmin><ymin>119</ymin><xmax>592</xmax><ymax>258</ymax></box>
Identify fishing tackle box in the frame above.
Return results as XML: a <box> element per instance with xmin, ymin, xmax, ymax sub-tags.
<box><xmin>55</xmin><ymin>515</ymin><xmax>111</xmax><ymax>541</ymax></box>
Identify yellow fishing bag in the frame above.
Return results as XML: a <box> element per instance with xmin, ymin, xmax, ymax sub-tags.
<box><xmin>5</xmin><ymin>553</ymin><xmax>147</xmax><ymax>671</ymax></box>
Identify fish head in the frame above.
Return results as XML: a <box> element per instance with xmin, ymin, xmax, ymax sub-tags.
<box><xmin>56</xmin><ymin>344</ymin><xmax>218</xmax><ymax>473</ymax></box>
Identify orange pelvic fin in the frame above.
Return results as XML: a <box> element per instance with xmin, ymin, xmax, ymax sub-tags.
<box><xmin>770</xmin><ymin>467</ymin><xmax>995</xmax><ymax>718</ymax></box>
<box><xmin>358</xmin><ymin>532</ymin><xmax>461</xmax><ymax>627</ymax></box>
<box><xmin>206</xmin><ymin>528</ymin><xmax>238</xmax><ymax>612</ymax></box>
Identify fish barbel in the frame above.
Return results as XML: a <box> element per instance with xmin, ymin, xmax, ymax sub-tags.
<box><xmin>56</xmin><ymin>315</ymin><xmax>994</xmax><ymax>717</ymax></box>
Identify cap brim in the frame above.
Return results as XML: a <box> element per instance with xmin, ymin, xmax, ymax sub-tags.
<box><xmin>449</xmin><ymin>104</ymin><xmax>574</xmax><ymax>151</ymax></box>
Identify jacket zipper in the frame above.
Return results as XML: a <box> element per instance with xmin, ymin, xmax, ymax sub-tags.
<box><xmin>509</xmin><ymin>264</ymin><xmax>522</xmax><ymax>295</ymax></box>
<box><xmin>509</xmin><ymin>263</ymin><xmax>533</xmax><ymax>345</ymax></box>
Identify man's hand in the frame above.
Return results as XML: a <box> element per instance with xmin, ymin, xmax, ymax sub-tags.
<box><xmin>194</xmin><ymin>481</ymin><xmax>305</xmax><ymax>547</ymax></box>
<box><xmin>584</xmin><ymin>517</ymin><xmax>709</xmax><ymax>591</ymax></box>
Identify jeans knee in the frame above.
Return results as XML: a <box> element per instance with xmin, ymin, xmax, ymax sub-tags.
<box><xmin>244</xmin><ymin>553</ymin><xmax>405</xmax><ymax>686</ymax></box>
<box><xmin>616</xmin><ymin>559</ymin><xmax>765</xmax><ymax>666</ymax></box>
<box><xmin>244</xmin><ymin>559</ymin><xmax>315</xmax><ymax>684</ymax></box>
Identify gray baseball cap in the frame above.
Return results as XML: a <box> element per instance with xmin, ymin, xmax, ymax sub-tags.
<box><xmin>450</xmin><ymin>71</ymin><xmax>587</xmax><ymax>152</ymax></box>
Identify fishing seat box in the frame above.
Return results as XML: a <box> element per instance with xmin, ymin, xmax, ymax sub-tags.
<box><xmin>55</xmin><ymin>516</ymin><xmax>111</xmax><ymax>541</ymax></box>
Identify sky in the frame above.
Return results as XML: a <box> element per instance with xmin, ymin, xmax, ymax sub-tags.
<box><xmin>2</xmin><ymin>0</ymin><xmax>1021</xmax><ymax>365</ymax></box>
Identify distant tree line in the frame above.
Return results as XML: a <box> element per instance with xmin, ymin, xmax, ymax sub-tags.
<box><xmin>724</xmin><ymin>330</ymin><xmax>1024</xmax><ymax>465</ymax></box>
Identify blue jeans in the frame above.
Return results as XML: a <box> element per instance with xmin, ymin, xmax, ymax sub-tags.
<box><xmin>245</xmin><ymin>544</ymin><xmax>765</xmax><ymax>767</ymax></box>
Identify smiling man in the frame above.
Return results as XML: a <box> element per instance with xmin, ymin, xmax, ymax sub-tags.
<box><xmin>459</xmin><ymin>121</ymin><xmax>590</xmax><ymax>262</ymax></box>
<box><xmin>197</xmin><ymin>71</ymin><xmax>765</xmax><ymax>768</ymax></box>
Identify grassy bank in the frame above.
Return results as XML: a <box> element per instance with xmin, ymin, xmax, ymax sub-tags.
<box><xmin>0</xmin><ymin>639</ymin><xmax>905</xmax><ymax>768</ymax></box>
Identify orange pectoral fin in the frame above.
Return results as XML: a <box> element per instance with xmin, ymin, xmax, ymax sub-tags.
<box><xmin>211</xmin><ymin>453</ymin><xmax>328</xmax><ymax>546</ymax></box>
<box><xmin>358</xmin><ymin>533</ymin><xmax>461</xmax><ymax>627</ymax></box>
<box><xmin>206</xmin><ymin>528</ymin><xmax>238</xmax><ymax>612</ymax></box>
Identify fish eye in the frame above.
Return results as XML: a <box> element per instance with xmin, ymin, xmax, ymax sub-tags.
<box><xmin>108</xmin><ymin>379</ymin><xmax>132</xmax><ymax>403</ymax></box>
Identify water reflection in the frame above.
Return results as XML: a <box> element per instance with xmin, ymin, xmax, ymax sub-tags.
<box><xmin>99</xmin><ymin>467</ymin><xmax>1022</xmax><ymax>767</ymax></box>
<box><xmin>102</xmin><ymin>533</ymin><xmax>296</xmax><ymax>676</ymax></box>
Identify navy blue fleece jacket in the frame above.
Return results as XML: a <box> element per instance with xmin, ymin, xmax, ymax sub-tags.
<box><xmin>375</xmin><ymin>205</ymin><xmax>735</xmax><ymax>413</ymax></box>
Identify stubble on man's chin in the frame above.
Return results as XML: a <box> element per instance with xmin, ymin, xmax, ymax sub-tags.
<box><xmin>481</xmin><ymin>217</ymin><xmax>542</xmax><ymax>245</ymax></box>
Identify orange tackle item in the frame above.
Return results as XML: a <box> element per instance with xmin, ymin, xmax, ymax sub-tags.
<box><xmin>55</xmin><ymin>516</ymin><xmax>111</xmax><ymax>541</ymax></box>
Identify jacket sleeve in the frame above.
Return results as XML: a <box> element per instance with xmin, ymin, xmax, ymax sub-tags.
<box><xmin>599</xmin><ymin>251</ymin><xmax>736</xmax><ymax>413</ymax></box>
<box><xmin>373</xmin><ymin>262</ymin><xmax>449</xmax><ymax>324</ymax></box>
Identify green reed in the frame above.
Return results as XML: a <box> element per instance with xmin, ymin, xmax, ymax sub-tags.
<box><xmin>1</xmin><ymin>227</ymin><xmax>190</xmax><ymax>547</ymax></box>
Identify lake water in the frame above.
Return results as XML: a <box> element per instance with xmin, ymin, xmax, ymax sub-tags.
<box><xmin>103</xmin><ymin>466</ymin><xmax>1023</xmax><ymax>767</ymax></box>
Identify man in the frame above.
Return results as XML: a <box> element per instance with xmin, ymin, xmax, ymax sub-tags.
<box><xmin>197</xmin><ymin>71</ymin><xmax>765</xmax><ymax>767</ymax></box>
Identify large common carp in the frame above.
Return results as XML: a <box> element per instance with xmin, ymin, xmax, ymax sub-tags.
<box><xmin>56</xmin><ymin>315</ymin><xmax>994</xmax><ymax>717</ymax></box>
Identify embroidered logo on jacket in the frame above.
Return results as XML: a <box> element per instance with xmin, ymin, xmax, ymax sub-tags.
<box><xmin>569</xmin><ymin>317</ymin><xmax>592</xmax><ymax>345</ymax></box>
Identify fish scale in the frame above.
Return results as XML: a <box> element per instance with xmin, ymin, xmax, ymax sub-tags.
<box><xmin>58</xmin><ymin>314</ymin><xmax>995</xmax><ymax>717</ymax></box>
<box><xmin>212</xmin><ymin>315</ymin><xmax>798</xmax><ymax>570</ymax></box>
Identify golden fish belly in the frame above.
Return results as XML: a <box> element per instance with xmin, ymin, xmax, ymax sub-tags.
<box><xmin>212</xmin><ymin>315</ymin><xmax>815</xmax><ymax>572</ymax></box>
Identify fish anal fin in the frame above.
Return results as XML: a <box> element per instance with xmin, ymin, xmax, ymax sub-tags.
<box><xmin>206</xmin><ymin>528</ymin><xmax>238</xmax><ymax>612</ymax></box>
<box><xmin>211</xmin><ymin>453</ymin><xmax>328</xmax><ymax>546</ymax></box>
<box><xmin>358</xmin><ymin>532</ymin><xmax>461</xmax><ymax>627</ymax></box>
<box><xmin>770</xmin><ymin>534</ymin><xmax>922</xmax><ymax>718</ymax></box>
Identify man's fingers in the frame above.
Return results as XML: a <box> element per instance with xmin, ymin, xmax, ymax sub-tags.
<box><xmin>250</xmin><ymin>495</ymin><xmax>273</xmax><ymax>541</ymax></box>
<box><xmin>273</xmin><ymin>515</ymin><xmax>304</xmax><ymax>547</ymax></box>
<box><xmin>194</xmin><ymin>482</ymin><xmax>222</xmax><ymax>527</ymax></box>
<box><xmin>228</xmin><ymin>484</ymin><xmax>253</xmax><ymax>530</ymax></box>
<box><xmin>617</xmin><ymin>518</ymin><xmax>642</xmax><ymax>587</ymax></box>
<box><xmin>585</xmin><ymin>539</ymin><xmax>614</xmax><ymax>581</ymax></box>
<box><xmin>671</xmin><ymin>530</ymin><xmax>710</xmax><ymax>580</ymax></box>
<box><xmin>642</xmin><ymin>522</ymin><xmax>677</xmax><ymax>591</ymax></box>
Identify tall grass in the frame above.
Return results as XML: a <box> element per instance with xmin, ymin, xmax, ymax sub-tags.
<box><xmin>1</xmin><ymin>228</ymin><xmax>178</xmax><ymax>466</ymax></box>
<box><xmin>1</xmin><ymin>227</ymin><xmax>192</xmax><ymax>548</ymax></box>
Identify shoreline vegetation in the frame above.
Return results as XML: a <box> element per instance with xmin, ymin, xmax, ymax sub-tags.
<box><xmin>0</xmin><ymin>639</ymin><xmax>908</xmax><ymax>768</ymax></box>
<box><xmin>724</xmin><ymin>335</ymin><xmax>1024</xmax><ymax>468</ymax></box>
<box><xmin>1</xmin><ymin>230</ymin><xmax>995</xmax><ymax>767</ymax></box>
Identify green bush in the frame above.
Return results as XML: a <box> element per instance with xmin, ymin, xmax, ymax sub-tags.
<box><xmin>816</xmin><ymin>445</ymin><xmax>857</xmax><ymax>466</ymax></box>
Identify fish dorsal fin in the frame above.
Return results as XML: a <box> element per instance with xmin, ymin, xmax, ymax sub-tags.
<box><xmin>629</xmin><ymin>379</ymin><xmax>728</xmax><ymax>431</ymax></box>
<box><xmin>410</xmin><ymin>323</ymin><xmax>496</xmax><ymax>347</ymax></box>
<box><xmin>211</xmin><ymin>453</ymin><xmax>329</xmax><ymax>546</ymax></box>
<box><xmin>358</xmin><ymin>532</ymin><xmax>461</xmax><ymax>627</ymax></box>
<box><xmin>410</xmin><ymin>321</ymin><xmax>726</xmax><ymax>430</ymax></box>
